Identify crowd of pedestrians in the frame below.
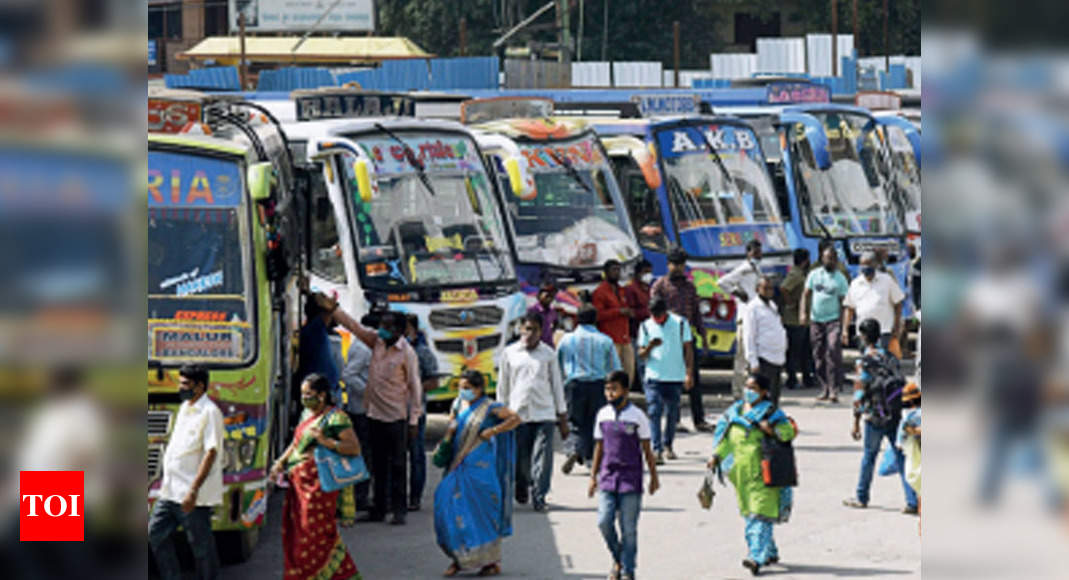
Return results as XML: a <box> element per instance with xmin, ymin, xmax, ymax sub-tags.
<box><xmin>150</xmin><ymin>246</ymin><xmax>920</xmax><ymax>579</ymax></box>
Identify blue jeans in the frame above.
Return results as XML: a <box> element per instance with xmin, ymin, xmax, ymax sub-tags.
<box><xmin>408</xmin><ymin>412</ymin><xmax>427</xmax><ymax>506</ymax></box>
<box><xmin>645</xmin><ymin>380</ymin><xmax>682</xmax><ymax>453</ymax></box>
<box><xmin>856</xmin><ymin>420</ymin><xmax>918</xmax><ymax>508</ymax></box>
<box><xmin>597</xmin><ymin>491</ymin><xmax>641</xmax><ymax>576</ymax></box>
<box><xmin>516</xmin><ymin>421</ymin><xmax>555</xmax><ymax>506</ymax></box>
<box><xmin>148</xmin><ymin>499</ymin><xmax>219</xmax><ymax>580</ymax></box>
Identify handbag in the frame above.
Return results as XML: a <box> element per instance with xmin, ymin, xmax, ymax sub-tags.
<box><xmin>759</xmin><ymin>411</ymin><xmax>798</xmax><ymax>487</ymax></box>
<box><xmin>313</xmin><ymin>410</ymin><xmax>369</xmax><ymax>492</ymax></box>
<box><xmin>431</xmin><ymin>436</ymin><xmax>454</xmax><ymax>469</ymax></box>
<box><xmin>697</xmin><ymin>468</ymin><xmax>717</xmax><ymax>510</ymax></box>
<box><xmin>877</xmin><ymin>445</ymin><xmax>901</xmax><ymax>477</ymax></box>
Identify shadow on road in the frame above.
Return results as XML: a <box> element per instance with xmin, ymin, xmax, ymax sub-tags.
<box><xmin>760</xmin><ymin>562</ymin><xmax>915</xmax><ymax>576</ymax></box>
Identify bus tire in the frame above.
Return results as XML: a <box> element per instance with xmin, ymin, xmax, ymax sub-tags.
<box><xmin>218</xmin><ymin>526</ymin><xmax>260</xmax><ymax>564</ymax></box>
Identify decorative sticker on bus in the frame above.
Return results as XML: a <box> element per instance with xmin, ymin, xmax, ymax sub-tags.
<box><xmin>356</xmin><ymin>136</ymin><xmax>483</xmax><ymax>176</ymax></box>
<box><xmin>148</xmin><ymin>151</ymin><xmax>243</xmax><ymax>207</ymax></box>
<box><xmin>519</xmin><ymin>140</ymin><xmax>605</xmax><ymax>172</ymax></box>
<box><xmin>151</xmin><ymin>325</ymin><xmax>245</xmax><ymax>362</ymax></box>
<box><xmin>657</xmin><ymin>123</ymin><xmax>765</xmax><ymax>169</ymax></box>
<box><xmin>765</xmin><ymin>82</ymin><xmax>831</xmax><ymax>105</ymax></box>
<box><xmin>295</xmin><ymin>92</ymin><xmax>415</xmax><ymax>121</ymax></box>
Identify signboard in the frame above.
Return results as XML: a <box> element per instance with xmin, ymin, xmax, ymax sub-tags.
<box><xmin>148</xmin><ymin>40</ymin><xmax>158</xmax><ymax>67</ymax></box>
<box><xmin>229</xmin><ymin>0</ymin><xmax>375</xmax><ymax>33</ymax></box>
<box><xmin>656</xmin><ymin>123</ymin><xmax>760</xmax><ymax>157</ymax></box>
<box><xmin>148</xmin><ymin>98</ymin><xmax>203</xmax><ymax>133</ymax></box>
<box><xmin>148</xmin><ymin>151</ymin><xmax>244</xmax><ymax>208</ymax></box>
<box><xmin>765</xmin><ymin>82</ymin><xmax>830</xmax><ymax>105</ymax></box>
<box><xmin>460</xmin><ymin>98</ymin><xmax>553</xmax><ymax>124</ymax></box>
<box><xmin>632</xmin><ymin>94</ymin><xmax>699</xmax><ymax>117</ymax></box>
<box><xmin>294</xmin><ymin>91</ymin><xmax>414</xmax><ymax>121</ymax></box>
<box><xmin>152</xmin><ymin>326</ymin><xmax>244</xmax><ymax>362</ymax></box>
<box><xmin>855</xmin><ymin>91</ymin><xmax>902</xmax><ymax>111</ymax></box>
<box><xmin>353</xmin><ymin>133</ymin><xmax>484</xmax><ymax>176</ymax></box>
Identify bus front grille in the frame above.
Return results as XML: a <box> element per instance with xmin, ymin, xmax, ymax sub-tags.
<box><xmin>429</xmin><ymin>306</ymin><xmax>503</xmax><ymax>329</ymax></box>
<box><xmin>148</xmin><ymin>445</ymin><xmax>163</xmax><ymax>483</ymax></box>
<box><xmin>434</xmin><ymin>334</ymin><xmax>502</xmax><ymax>356</ymax></box>
<box><xmin>148</xmin><ymin>411</ymin><xmax>172</xmax><ymax>437</ymax></box>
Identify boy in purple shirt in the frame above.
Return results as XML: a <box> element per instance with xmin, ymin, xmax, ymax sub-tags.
<box><xmin>588</xmin><ymin>371</ymin><xmax>660</xmax><ymax>580</ymax></box>
<box><xmin>527</xmin><ymin>280</ymin><xmax>559</xmax><ymax>346</ymax></box>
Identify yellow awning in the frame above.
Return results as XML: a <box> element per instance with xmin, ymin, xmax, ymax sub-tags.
<box><xmin>178</xmin><ymin>36</ymin><xmax>434</xmax><ymax>65</ymax></box>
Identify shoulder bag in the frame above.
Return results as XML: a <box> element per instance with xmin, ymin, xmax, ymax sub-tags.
<box><xmin>314</xmin><ymin>410</ymin><xmax>370</xmax><ymax>492</ymax></box>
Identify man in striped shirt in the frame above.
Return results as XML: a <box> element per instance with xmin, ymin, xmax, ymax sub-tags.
<box><xmin>558</xmin><ymin>304</ymin><xmax>623</xmax><ymax>475</ymax></box>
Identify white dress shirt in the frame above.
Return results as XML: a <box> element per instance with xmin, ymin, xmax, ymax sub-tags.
<box><xmin>159</xmin><ymin>393</ymin><xmax>225</xmax><ymax>506</ymax></box>
<box><xmin>844</xmin><ymin>272</ymin><xmax>906</xmax><ymax>334</ymax></box>
<box><xmin>741</xmin><ymin>296</ymin><xmax>788</xmax><ymax>368</ymax></box>
<box><xmin>497</xmin><ymin>341</ymin><xmax>566</xmax><ymax>423</ymax></box>
<box><xmin>718</xmin><ymin>259</ymin><xmax>763</xmax><ymax>320</ymax></box>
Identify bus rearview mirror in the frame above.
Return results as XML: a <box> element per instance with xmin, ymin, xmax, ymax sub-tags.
<box><xmin>247</xmin><ymin>162</ymin><xmax>272</xmax><ymax>202</ymax></box>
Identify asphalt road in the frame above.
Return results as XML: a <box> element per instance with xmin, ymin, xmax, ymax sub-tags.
<box><xmin>211</xmin><ymin>362</ymin><xmax>921</xmax><ymax>580</ymax></box>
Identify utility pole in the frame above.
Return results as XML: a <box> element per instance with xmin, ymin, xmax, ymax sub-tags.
<box><xmin>460</xmin><ymin>17</ymin><xmax>468</xmax><ymax>56</ymax></box>
<box><xmin>852</xmin><ymin>0</ymin><xmax>858</xmax><ymax>52</ymax></box>
<box><xmin>558</xmin><ymin>0</ymin><xmax>571</xmax><ymax>65</ymax></box>
<box><xmin>831</xmin><ymin>0</ymin><xmax>838</xmax><ymax>77</ymax></box>
<box><xmin>883</xmin><ymin>0</ymin><xmax>890</xmax><ymax>70</ymax></box>
<box><xmin>239</xmin><ymin>13</ymin><xmax>247</xmax><ymax>90</ymax></box>
<box><xmin>577</xmin><ymin>0</ymin><xmax>584</xmax><ymax>61</ymax></box>
<box><xmin>601</xmin><ymin>0</ymin><xmax>608</xmax><ymax>62</ymax></box>
<box><xmin>673</xmin><ymin>21</ymin><xmax>680</xmax><ymax>88</ymax></box>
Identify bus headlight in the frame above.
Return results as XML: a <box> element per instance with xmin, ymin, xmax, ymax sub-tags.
<box><xmin>716</xmin><ymin>301</ymin><xmax>731</xmax><ymax>321</ymax></box>
<box><xmin>699</xmin><ymin>300</ymin><xmax>712</xmax><ymax>316</ymax></box>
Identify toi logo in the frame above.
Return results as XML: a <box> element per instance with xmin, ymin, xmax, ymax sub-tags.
<box><xmin>20</xmin><ymin>471</ymin><xmax>84</xmax><ymax>542</ymax></box>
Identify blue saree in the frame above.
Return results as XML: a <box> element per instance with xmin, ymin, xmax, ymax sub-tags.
<box><xmin>433</xmin><ymin>397</ymin><xmax>516</xmax><ymax>570</ymax></box>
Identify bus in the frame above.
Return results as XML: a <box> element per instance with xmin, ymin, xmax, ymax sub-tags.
<box><xmin>281</xmin><ymin>89</ymin><xmax>527</xmax><ymax>403</ymax></box>
<box><xmin>590</xmin><ymin>115</ymin><xmax>793</xmax><ymax>360</ymax></box>
<box><xmin>148</xmin><ymin>90</ymin><xmax>301</xmax><ymax>560</ymax></box>
<box><xmin>463</xmin><ymin>97</ymin><xmax>642</xmax><ymax>332</ymax></box>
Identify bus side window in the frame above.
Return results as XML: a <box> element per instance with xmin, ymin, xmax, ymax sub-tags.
<box><xmin>623</xmin><ymin>161</ymin><xmax>667</xmax><ymax>251</ymax></box>
<box><xmin>308</xmin><ymin>163</ymin><xmax>347</xmax><ymax>284</ymax></box>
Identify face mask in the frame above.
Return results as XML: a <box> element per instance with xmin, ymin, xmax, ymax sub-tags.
<box><xmin>640</xmin><ymin>272</ymin><xmax>653</xmax><ymax>284</ymax></box>
<box><xmin>178</xmin><ymin>388</ymin><xmax>196</xmax><ymax>402</ymax></box>
<box><xmin>751</xmin><ymin>257</ymin><xmax>762</xmax><ymax>266</ymax></box>
<box><xmin>744</xmin><ymin>389</ymin><xmax>761</xmax><ymax>404</ymax></box>
<box><xmin>670</xmin><ymin>268</ymin><xmax>685</xmax><ymax>279</ymax></box>
<box><xmin>606</xmin><ymin>393</ymin><xmax>624</xmax><ymax>407</ymax></box>
<box><xmin>824</xmin><ymin>262</ymin><xmax>835</xmax><ymax>272</ymax></box>
<box><xmin>653</xmin><ymin>313</ymin><xmax>668</xmax><ymax>324</ymax></box>
<box><xmin>301</xmin><ymin>395</ymin><xmax>320</xmax><ymax>409</ymax></box>
<box><xmin>377</xmin><ymin>327</ymin><xmax>394</xmax><ymax>342</ymax></box>
<box><xmin>459</xmin><ymin>388</ymin><xmax>477</xmax><ymax>402</ymax></box>
<box><xmin>862</xmin><ymin>266</ymin><xmax>876</xmax><ymax>278</ymax></box>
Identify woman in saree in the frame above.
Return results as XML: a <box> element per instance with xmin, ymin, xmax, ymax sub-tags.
<box><xmin>269</xmin><ymin>373</ymin><xmax>363</xmax><ymax>580</ymax></box>
<box><xmin>435</xmin><ymin>370</ymin><xmax>521</xmax><ymax>577</ymax></box>
<box><xmin>707</xmin><ymin>374</ymin><xmax>797</xmax><ymax>576</ymax></box>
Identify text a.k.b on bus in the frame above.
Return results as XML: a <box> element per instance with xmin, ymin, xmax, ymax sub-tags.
<box><xmin>281</xmin><ymin>88</ymin><xmax>527</xmax><ymax>407</ymax></box>
<box><xmin>148</xmin><ymin>88</ymin><xmax>303</xmax><ymax>561</ymax></box>
<box><xmin>460</xmin><ymin>97</ymin><xmax>643</xmax><ymax>337</ymax></box>
<box><xmin>588</xmin><ymin>109</ymin><xmax>793</xmax><ymax>362</ymax></box>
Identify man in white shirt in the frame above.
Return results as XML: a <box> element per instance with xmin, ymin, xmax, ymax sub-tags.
<box><xmin>149</xmin><ymin>364</ymin><xmax>224</xmax><ymax>580</ymax></box>
<box><xmin>498</xmin><ymin>311</ymin><xmax>568</xmax><ymax>512</ymax></box>
<box><xmin>843</xmin><ymin>252</ymin><xmax>906</xmax><ymax>350</ymax></box>
<box><xmin>741</xmin><ymin>276</ymin><xmax>788</xmax><ymax>405</ymax></box>
<box><xmin>719</xmin><ymin>240</ymin><xmax>764</xmax><ymax>399</ymax></box>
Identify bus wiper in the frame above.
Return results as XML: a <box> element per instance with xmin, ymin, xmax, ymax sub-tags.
<box><xmin>693</xmin><ymin>129</ymin><xmax>747</xmax><ymax>217</ymax></box>
<box><xmin>545</xmin><ymin>149</ymin><xmax>596</xmax><ymax>196</ymax></box>
<box><xmin>374</xmin><ymin>123</ymin><xmax>436</xmax><ymax>197</ymax></box>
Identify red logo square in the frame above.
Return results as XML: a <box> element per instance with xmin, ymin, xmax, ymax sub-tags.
<box><xmin>20</xmin><ymin>471</ymin><xmax>84</xmax><ymax>542</ymax></box>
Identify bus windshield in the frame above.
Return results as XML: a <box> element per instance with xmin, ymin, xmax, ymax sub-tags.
<box><xmin>654</xmin><ymin>122</ymin><xmax>790</xmax><ymax>257</ymax></box>
<box><xmin>148</xmin><ymin>150</ymin><xmax>254</xmax><ymax>365</ymax></box>
<box><xmin>508</xmin><ymin>134</ymin><xmax>639</xmax><ymax>268</ymax></box>
<box><xmin>793</xmin><ymin>111</ymin><xmax>904</xmax><ymax>237</ymax></box>
<box><xmin>343</xmin><ymin>132</ymin><xmax>515</xmax><ymax>289</ymax></box>
<box><xmin>884</xmin><ymin>124</ymin><xmax>921</xmax><ymax>232</ymax></box>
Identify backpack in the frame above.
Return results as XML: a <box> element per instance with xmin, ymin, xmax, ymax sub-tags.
<box><xmin>860</xmin><ymin>349</ymin><xmax>905</xmax><ymax>428</ymax></box>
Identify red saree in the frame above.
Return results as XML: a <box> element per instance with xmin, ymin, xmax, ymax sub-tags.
<box><xmin>282</xmin><ymin>410</ymin><xmax>361</xmax><ymax>580</ymax></box>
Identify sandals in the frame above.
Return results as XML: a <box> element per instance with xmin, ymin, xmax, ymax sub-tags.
<box><xmin>842</xmin><ymin>498</ymin><xmax>867</xmax><ymax>508</ymax></box>
<box><xmin>443</xmin><ymin>563</ymin><xmax>460</xmax><ymax>577</ymax></box>
<box><xmin>608</xmin><ymin>562</ymin><xmax>622</xmax><ymax>580</ymax></box>
<box><xmin>477</xmin><ymin>563</ymin><xmax>501</xmax><ymax>576</ymax></box>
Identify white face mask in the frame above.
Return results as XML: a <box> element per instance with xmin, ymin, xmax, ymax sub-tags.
<box><xmin>640</xmin><ymin>272</ymin><xmax>653</xmax><ymax>284</ymax></box>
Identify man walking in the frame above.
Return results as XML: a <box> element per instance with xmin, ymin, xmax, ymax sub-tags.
<box><xmin>651</xmin><ymin>247</ymin><xmax>710</xmax><ymax>431</ymax></box>
<box><xmin>780</xmin><ymin>248</ymin><xmax>815</xmax><ymax>390</ymax></box>
<box><xmin>843</xmin><ymin>251</ymin><xmax>906</xmax><ymax>351</ymax></box>
<box><xmin>498</xmin><ymin>312</ymin><xmax>569</xmax><ymax>512</ymax></box>
<box><xmin>719</xmin><ymin>240</ymin><xmax>764</xmax><ymax>400</ymax></box>
<box><xmin>149</xmin><ymin>364</ymin><xmax>223</xmax><ymax>580</ymax></box>
<box><xmin>637</xmin><ymin>297</ymin><xmax>694</xmax><ymax>464</ymax></box>
<box><xmin>740</xmin><ymin>276</ymin><xmax>788</xmax><ymax>405</ymax></box>
<box><xmin>801</xmin><ymin>246</ymin><xmax>850</xmax><ymax>402</ymax></box>
<box><xmin>558</xmin><ymin>304</ymin><xmax>623</xmax><ymax>475</ymax></box>
<box><xmin>592</xmin><ymin>259</ymin><xmax>635</xmax><ymax>388</ymax></box>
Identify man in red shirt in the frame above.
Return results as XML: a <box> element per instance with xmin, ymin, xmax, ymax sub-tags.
<box><xmin>592</xmin><ymin>259</ymin><xmax>635</xmax><ymax>388</ymax></box>
<box><xmin>623</xmin><ymin>259</ymin><xmax>654</xmax><ymax>386</ymax></box>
